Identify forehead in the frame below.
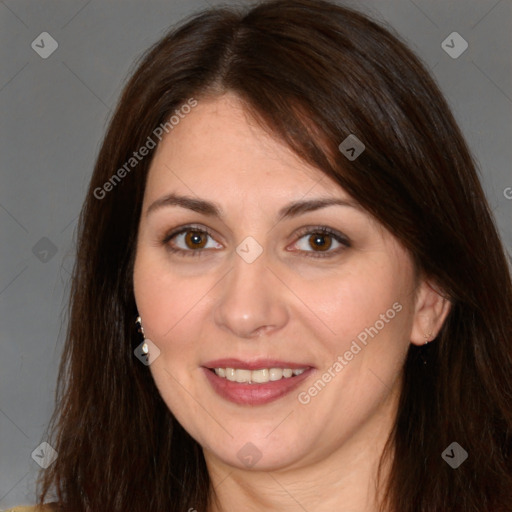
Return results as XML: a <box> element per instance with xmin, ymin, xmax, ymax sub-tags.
<box><xmin>144</xmin><ymin>93</ymin><xmax>351</xmax><ymax>204</ymax></box>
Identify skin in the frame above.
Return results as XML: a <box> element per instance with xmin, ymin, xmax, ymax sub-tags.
<box><xmin>133</xmin><ymin>92</ymin><xmax>450</xmax><ymax>512</ymax></box>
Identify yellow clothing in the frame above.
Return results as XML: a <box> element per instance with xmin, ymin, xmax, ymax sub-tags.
<box><xmin>2</xmin><ymin>506</ymin><xmax>54</xmax><ymax>512</ymax></box>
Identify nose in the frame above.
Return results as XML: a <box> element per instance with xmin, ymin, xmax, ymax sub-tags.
<box><xmin>213</xmin><ymin>252</ymin><xmax>289</xmax><ymax>339</ymax></box>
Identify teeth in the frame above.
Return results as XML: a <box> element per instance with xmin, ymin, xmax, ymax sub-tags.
<box><xmin>213</xmin><ymin>367</ymin><xmax>307</xmax><ymax>384</ymax></box>
<box><xmin>251</xmin><ymin>369</ymin><xmax>269</xmax><ymax>383</ymax></box>
<box><xmin>235</xmin><ymin>369</ymin><xmax>251</xmax><ymax>383</ymax></box>
<box><xmin>269</xmin><ymin>368</ymin><xmax>283</xmax><ymax>381</ymax></box>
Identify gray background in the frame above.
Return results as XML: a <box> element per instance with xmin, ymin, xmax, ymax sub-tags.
<box><xmin>1</xmin><ymin>0</ymin><xmax>511</xmax><ymax>508</ymax></box>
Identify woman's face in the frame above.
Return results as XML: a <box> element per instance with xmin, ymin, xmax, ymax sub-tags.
<box><xmin>133</xmin><ymin>92</ymin><xmax>441</xmax><ymax>473</ymax></box>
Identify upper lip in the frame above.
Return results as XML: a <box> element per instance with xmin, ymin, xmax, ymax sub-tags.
<box><xmin>202</xmin><ymin>358</ymin><xmax>313</xmax><ymax>370</ymax></box>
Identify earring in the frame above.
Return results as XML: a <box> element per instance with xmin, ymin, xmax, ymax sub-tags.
<box><xmin>423</xmin><ymin>331</ymin><xmax>433</xmax><ymax>345</ymax></box>
<box><xmin>135</xmin><ymin>315</ymin><xmax>149</xmax><ymax>355</ymax></box>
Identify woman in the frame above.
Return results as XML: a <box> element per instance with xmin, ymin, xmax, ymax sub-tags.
<box><xmin>12</xmin><ymin>0</ymin><xmax>512</xmax><ymax>510</ymax></box>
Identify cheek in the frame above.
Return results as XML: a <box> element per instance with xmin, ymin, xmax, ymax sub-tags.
<box><xmin>133</xmin><ymin>253</ymin><xmax>211</xmax><ymax>431</ymax></box>
<box><xmin>294</xmin><ymin>260</ymin><xmax>407</xmax><ymax>351</ymax></box>
<box><xmin>294</xmin><ymin>270</ymin><xmax>410</xmax><ymax>425</ymax></box>
<box><xmin>133</xmin><ymin>250</ymin><xmax>213</xmax><ymax>343</ymax></box>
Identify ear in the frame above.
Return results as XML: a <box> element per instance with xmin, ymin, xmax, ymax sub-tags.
<box><xmin>410</xmin><ymin>279</ymin><xmax>451</xmax><ymax>346</ymax></box>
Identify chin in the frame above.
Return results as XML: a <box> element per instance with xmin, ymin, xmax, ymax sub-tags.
<box><xmin>201</xmin><ymin>427</ymin><xmax>311</xmax><ymax>472</ymax></box>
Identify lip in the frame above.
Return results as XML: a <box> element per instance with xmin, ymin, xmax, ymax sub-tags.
<box><xmin>201</xmin><ymin>359</ymin><xmax>314</xmax><ymax>406</ymax></box>
<box><xmin>202</xmin><ymin>358</ymin><xmax>312</xmax><ymax>371</ymax></box>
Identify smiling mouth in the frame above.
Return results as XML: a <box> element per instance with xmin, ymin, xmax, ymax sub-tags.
<box><xmin>203</xmin><ymin>364</ymin><xmax>314</xmax><ymax>405</ymax></box>
<box><xmin>210</xmin><ymin>367</ymin><xmax>307</xmax><ymax>384</ymax></box>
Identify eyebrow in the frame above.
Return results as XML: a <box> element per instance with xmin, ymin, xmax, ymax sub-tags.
<box><xmin>145</xmin><ymin>193</ymin><xmax>359</xmax><ymax>220</ymax></box>
<box><xmin>146</xmin><ymin>193</ymin><xmax>220</xmax><ymax>217</ymax></box>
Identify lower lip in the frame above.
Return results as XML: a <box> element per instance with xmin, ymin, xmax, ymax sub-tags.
<box><xmin>202</xmin><ymin>367</ymin><xmax>313</xmax><ymax>405</ymax></box>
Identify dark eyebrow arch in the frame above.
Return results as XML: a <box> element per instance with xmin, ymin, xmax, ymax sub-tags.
<box><xmin>146</xmin><ymin>193</ymin><xmax>359</xmax><ymax>219</ymax></box>
<box><xmin>146</xmin><ymin>194</ymin><xmax>222</xmax><ymax>217</ymax></box>
<box><xmin>276</xmin><ymin>198</ymin><xmax>360</xmax><ymax>221</ymax></box>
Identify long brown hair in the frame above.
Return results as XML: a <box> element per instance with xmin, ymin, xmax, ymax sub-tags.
<box><xmin>37</xmin><ymin>1</ymin><xmax>512</xmax><ymax>510</ymax></box>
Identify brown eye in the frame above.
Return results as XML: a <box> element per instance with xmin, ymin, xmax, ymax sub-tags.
<box><xmin>166</xmin><ymin>227</ymin><xmax>223</xmax><ymax>254</ymax></box>
<box><xmin>184</xmin><ymin>230</ymin><xmax>207</xmax><ymax>249</ymax></box>
<box><xmin>308</xmin><ymin>233</ymin><xmax>332</xmax><ymax>251</ymax></box>
<box><xmin>291</xmin><ymin>227</ymin><xmax>349</xmax><ymax>257</ymax></box>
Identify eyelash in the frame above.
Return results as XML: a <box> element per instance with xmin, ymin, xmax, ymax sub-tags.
<box><xmin>292</xmin><ymin>226</ymin><xmax>351</xmax><ymax>259</ymax></box>
<box><xmin>161</xmin><ymin>224</ymin><xmax>351</xmax><ymax>259</ymax></box>
<box><xmin>162</xmin><ymin>224</ymin><xmax>217</xmax><ymax>258</ymax></box>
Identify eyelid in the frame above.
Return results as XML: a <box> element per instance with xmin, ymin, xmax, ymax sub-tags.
<box><xmin>160</xmin><ymin>224</ymin><xmax>350</xmax><ymax>258</ymax></box>
<box><xmin>293</xmin><ymin>225</ymin><xmax>350</xmax><ymax>245</ymax></box>
<box><xmin>287</xmin><ymin>225</ymin><xmax>351</xmax><ymax>257</ymax></box>
<box><xmin>162</xmin><ymin>224</ymin><xmax>224</xmax><ymax>255</ymax></box>
<box><xmin>162</xmin><ymin>223</ymin><xmax>217</xmax><ymax>244</ymax></box>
